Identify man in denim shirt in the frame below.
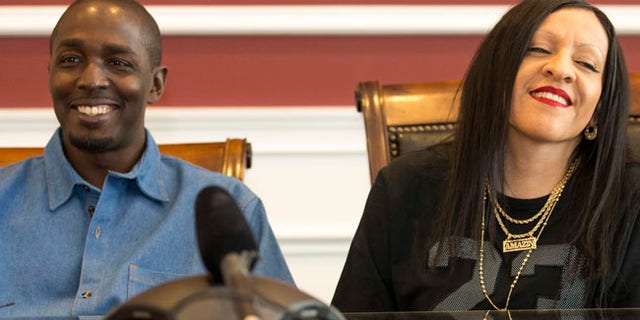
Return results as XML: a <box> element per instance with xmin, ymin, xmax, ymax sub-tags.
<box><xmin>0</xmin><ymin>0</ymin><xmax>293</xmax><ymax>316</ymax></box>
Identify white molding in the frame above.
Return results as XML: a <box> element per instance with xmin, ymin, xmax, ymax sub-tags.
<box><xmin>2</xmin><ymin>5</ymin><xmax>640</xmax><ymax>36</ymax></box>
<box><xmin>0</xmin><ymin>106</ymin><xmax>369</xmax><ymax>239</ymax></box>
<box><xmin>0</xmin><ymin>106</ymin><xmax>366</xmax><ymax>153</ymax></box>
<box><xmin>0</xmin><ymin>107</ymin><xmax>367</xmax><ymax>237</ymax></box>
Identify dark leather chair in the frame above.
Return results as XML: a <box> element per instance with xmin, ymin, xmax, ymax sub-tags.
<box><xmin>0</xmin><ymin>139</ymin><xmax>252</xmax><ymax>181</ymax></box>
<box><xmin>356</xmin><ymin>74</ymin><xmax>640</xmax><ymax>183</ymax></box>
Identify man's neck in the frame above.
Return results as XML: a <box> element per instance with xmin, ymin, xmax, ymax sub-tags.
<box><xmin>63</xmin><ymin>142</ymin><xmax>146</xmax><ymax>188</ymax></box>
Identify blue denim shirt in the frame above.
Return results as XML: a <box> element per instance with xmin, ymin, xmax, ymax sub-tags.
<box><xmin>0</xmin><ymin>129</ymin><xmax>293</xmax><ymax>316</ymax></box>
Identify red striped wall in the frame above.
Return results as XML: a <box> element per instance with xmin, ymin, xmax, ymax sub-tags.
<box><xmin>2</xmin><ymin>1</ymin><xmax>640</xmax><ymax>108</ymax></box>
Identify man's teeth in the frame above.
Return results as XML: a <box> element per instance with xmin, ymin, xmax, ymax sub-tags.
<box><xmin>531</xmin><ymin>91</ymin><xmax>569</xmax><ymax>105</ymax></box>
<box><xmin>77</xmin><ymin>106</ymin><xmax>111</xmax><ymax>116</ymax></box>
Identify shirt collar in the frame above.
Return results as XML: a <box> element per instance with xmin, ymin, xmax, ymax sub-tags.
<box><xmin>131</xmin><ymin>130</ymin><xmax>170</xmax><ymax>203</ymax></box>
<box><xmin>44</xmin><ymin>128</ymin><xmax>170</xmax><ymax>211</ymax></box>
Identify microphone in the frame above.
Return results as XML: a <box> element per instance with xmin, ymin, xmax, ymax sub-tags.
<box><xmin>195</xmin><ymin>186</ymin><xmax>261</xmax><ymax>320</ymax></box>
<box><xmin>195</xmin><ymin>185</ymin><xmax>259</xmax><ymax>284</ymax></box>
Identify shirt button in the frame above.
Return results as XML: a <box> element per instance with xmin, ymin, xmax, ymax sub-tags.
<box><xmin>82</xmin><ymin>185</ymin><xmax>89</xmax><ymax>192</ymax></box>
<box><xmin>88</xmin><ymin>206</ymin><xmax>95</xmax><ymax>217</ymax></box>
<box><xmin>81</xmin><ymin>291</ymin><xmax>92</xmax><ymax>299</ymax></box>
<box><xmin>95</xmin><ymin>226</ymin><xmax>102</xmax><ymax>239</ymax></box>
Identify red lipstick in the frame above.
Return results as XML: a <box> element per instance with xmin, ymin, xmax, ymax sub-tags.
<box><xmin>530</xmin><ymin>86</ymin><xmax>572</xmax><ymax>108</ymax></box>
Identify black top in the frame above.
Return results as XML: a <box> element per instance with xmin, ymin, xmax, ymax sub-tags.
<box><xmin>332</xmin><ymin>145</ymin><xmax>640</xmax><ymax>312</ymax></box>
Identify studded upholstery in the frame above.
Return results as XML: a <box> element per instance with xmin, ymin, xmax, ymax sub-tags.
<box><xmin>356</xmin><ymin>74</ymin><xmax>640</xmax><ymax>183</ymax></box>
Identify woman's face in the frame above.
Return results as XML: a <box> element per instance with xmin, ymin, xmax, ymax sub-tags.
<box><xmin>509</xmin><ymin>7</ymin><xmax>608</xmax><ymax>149</ymax></box>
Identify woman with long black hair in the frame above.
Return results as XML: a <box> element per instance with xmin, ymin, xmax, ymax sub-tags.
<box><xmin>333</xmin><ymin>0</ymin><xmax>640</xmax><ymax>311</ymax></box>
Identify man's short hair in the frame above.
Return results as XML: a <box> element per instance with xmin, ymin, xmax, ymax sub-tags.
<box><xmin>50</xmin><ymin>0</ymin><xmax>162</xmax><ymax>67</ymax></box>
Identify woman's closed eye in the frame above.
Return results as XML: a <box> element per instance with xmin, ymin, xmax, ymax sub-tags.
<box><xmin>576</xmin><ymin>60</ymin><xmax>599</xmax><ymax>73</ymax></box>
<box><xmin>527</xmin><ymin>47</ymin><xmax>551</xmax><ymax>54</ymax></box>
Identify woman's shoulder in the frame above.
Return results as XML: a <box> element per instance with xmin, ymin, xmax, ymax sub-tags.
<box><xmin>383</xmin><ymin>143</ymin><xmax>452</xmax><ymax>176</ymax></box>
<box><xmin>376</xmin><ymin>143</ymin><xmax>452</xmax><ymax>194</ymax></box>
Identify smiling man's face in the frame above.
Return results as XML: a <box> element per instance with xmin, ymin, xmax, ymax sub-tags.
<box><xmin>49</xmin><ymin>1</ymin><xmax>165</xmax><ymax>153</ymax></box>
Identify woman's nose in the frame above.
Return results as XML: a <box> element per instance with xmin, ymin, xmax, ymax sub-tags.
<box><xmin>542</xmin><ymin>53</ymin><xmax>576</xmax><ymax>82</ymax></box>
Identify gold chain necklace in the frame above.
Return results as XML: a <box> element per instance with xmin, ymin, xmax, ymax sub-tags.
<box><xmin>479</xmin><ymin>191</ymin><xmax>545</xmax><ymax>311</ymax></box>
<box><xmin>488</xmin><ymin>188</ymin><xmax>548</xmax><ymax>224</ymax></box>
<box><xmin>478</xmin><ymin>158</ymin><xmax>579</xmax><ymax>310</ymax></box>
<box><xmin>489</xmin><ymin>158</ymin><xmax>579</xmax><ymax>253</ymax></box>
<box><xmin>488</xmin><ymin>158</ymin><xmax>577</xmax><ymax>225</ymax></box>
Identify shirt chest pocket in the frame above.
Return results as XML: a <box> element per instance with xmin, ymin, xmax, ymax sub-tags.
<box><xmin>127</xmin><ymin>264</ymin><xmax>188</xmax><ymax>298</ymax></box>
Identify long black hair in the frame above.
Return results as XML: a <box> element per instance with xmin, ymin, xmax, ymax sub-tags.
<box><xmin>435</xmin><ymin>0</ymin><xmax>630</xmax><ymax>297</ymax></box>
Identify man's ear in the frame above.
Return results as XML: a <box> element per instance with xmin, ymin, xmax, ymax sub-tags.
<box><xmin>148</xmin><ymin>66</ymin><xmax>168</xmax><ymax>104</ymax></box>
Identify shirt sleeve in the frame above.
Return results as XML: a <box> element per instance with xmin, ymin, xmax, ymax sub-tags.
<box><xmin>331</xmin><ymin>168</ymin><xmax>397</xmax><ymax>312</ymax></box>
<box><xmin>243</xmin><ymin>195</ymin><xmax>295</xmax><ymax>285</ymax></box>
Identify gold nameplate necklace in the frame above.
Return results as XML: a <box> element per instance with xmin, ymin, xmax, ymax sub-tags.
<box><xmin>487</xmin><ymin>158</ymin><xmax>579</xmax><ymax>253</ymax></box>
<box><xmin>478</xmin><ymin>158</ymin><xmax>579</xmax><ymax>311</ymax></box>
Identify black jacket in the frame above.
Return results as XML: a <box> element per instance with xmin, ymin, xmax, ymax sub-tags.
<box><xmin>332</xmin><ymin>145</ymin><xmax>640</xmax><ymax>311</ymax></box>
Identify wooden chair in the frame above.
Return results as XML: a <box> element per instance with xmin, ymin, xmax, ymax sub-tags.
<box><xmin>356</xmin><ymin>74</ymin><xmax>640</xmax><ymax>183</ymax></box>
<box><xmin>0</xmin><ymin>138</ymin><xmax>253</xmax><ymax>181</ymax></box>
